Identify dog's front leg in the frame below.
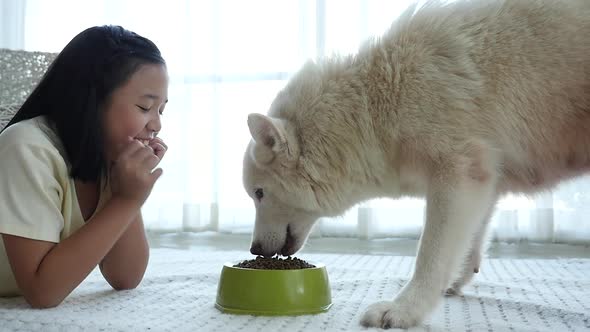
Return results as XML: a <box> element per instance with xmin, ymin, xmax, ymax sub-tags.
<box><xmin>446</xmin><ymin>202</ymin><xmax>495</xmax><ymax>296</ymax></box>
<box><xmin>361</xmin><ymin>160</ymin><xmax>497</xmax><ymax>329</ymax></box>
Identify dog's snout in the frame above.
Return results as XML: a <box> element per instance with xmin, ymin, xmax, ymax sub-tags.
<box><xmin>250</xmin><ymin>242</ymin><xmax>264</xmax><ymax>256</ymax></box>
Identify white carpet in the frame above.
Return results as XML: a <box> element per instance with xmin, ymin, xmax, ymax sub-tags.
<box><xmin>0</xmin><ymin>248</ymin><xmax>589</xmax><ymax>332</ymax></box>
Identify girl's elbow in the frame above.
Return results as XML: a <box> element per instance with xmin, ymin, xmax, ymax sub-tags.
<box><xmin>108</xmin><ymin>276</ymin><xmax>143</xmax><ymax>291</ymax></box>
<box><xmin>24</xmin><ymin>291</ymin><xmax>64</xmax><ymax>309</ymax></box>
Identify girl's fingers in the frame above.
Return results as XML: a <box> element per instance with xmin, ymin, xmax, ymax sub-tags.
<box><xmin>114</xmin><ymin>138</ymin><xmax>166</xmax><ymax>176</ymax></box>
<box><xmin>116</xmin><ymin>138</ymin><xmax>145</xmax><ymax>162</ymax></box>
<box><xmin>148</xmin><ymin>138</ymin><xmax>167</xmax><ymax>159</ymax></box>
<box><xmin>149</xmin><ymin>138</ymin><xmax>167</xmax><ymax>151</ymax></box>
<box><xmin>141</xmin><ymin>151</ymin><xmax>161</xmax><ymax>170</ymax></box>
<box><xmin>150</xmin><ymin>168</ymin><xmax>164</xmax><ymax>182</ymax></box>
<box><xmin>149</xmin><ymin>142</ymin><xmax>166</xmax><ymax>159</ymax></box>
<box><xmin>150</xmin><ymin>137</ymin><xmax>167</xmax><ymax>149</ymax></box>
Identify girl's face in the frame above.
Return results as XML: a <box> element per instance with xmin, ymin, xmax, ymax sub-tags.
<box><xmin>103</xmin><ymin>63</ymin><xmax>169</xmax><ymax>161</ymax></box>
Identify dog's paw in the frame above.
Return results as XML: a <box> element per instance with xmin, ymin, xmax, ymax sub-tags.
<box><xmin>360</xmin><ymin>300</ymin><xmax>423</xmax><ymax>329</ymax></box>
<box><xmin>444</xmin><ymin>286</ymin><xmax>463</xmax><ymax>297</ymax></box>
<box><xmin>447</xmin><ymin>248</ymin><xmax>481</xmax><ymax>296</ymax></box>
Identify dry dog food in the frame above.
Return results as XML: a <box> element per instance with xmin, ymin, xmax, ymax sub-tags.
<box><xmin>234</xmin><ymin>256</ymin><xmax>315</xmax><ymax>270</ymax></box>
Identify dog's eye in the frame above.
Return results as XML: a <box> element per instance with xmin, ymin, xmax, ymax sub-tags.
<box><xmin>254</xmin><ymin>188</ymin><xmax>264</xmax><ymax>201</ymax></box>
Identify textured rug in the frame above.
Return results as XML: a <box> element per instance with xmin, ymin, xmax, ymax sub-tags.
<box><xmin>0</xmin><ymin>248</ymin><xmax>588</xmax><ymax>331</ymax></box>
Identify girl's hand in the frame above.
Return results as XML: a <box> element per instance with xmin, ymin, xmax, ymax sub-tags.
<box><xmin>110</xmin><ymin>137</ymin><xmax>163</xmax><ymax>206</ymax></box>
<box><xmin>148</xmin><ymin>137</ymin><xmax>167</xmax><ymax>161</ymax></box>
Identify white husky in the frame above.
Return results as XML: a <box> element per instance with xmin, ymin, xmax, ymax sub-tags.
<box><xmin>242</xmin><ymin>0</ymin><xmax>590</xmax><ymax>329</ymax></box>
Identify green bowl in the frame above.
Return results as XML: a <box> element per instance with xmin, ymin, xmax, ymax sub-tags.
<box><xmin>215</xmin><ymin>261</ymin><xmax>332</xmax><ymax>316</ymax></box>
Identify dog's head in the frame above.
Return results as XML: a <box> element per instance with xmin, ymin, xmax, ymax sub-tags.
<box><xmin>242</xmin><ymin>61</ymin><xmax>333</xmax><ymax>257</ymax></box>
<box><xmin>243</xmin><ymin>60</ymin><xmax>386</xmax><ymax>257</ymax></box>
<box><xmin>242</xmin><ymin>112</ymin><xmax>322</xmax><ymax>257</ymax></box>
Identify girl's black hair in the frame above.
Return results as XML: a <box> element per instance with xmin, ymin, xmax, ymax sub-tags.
<box><xmin>2</xmin><ymin>25</ymin><xmax>166</xmax><ymax>182</ymax></box>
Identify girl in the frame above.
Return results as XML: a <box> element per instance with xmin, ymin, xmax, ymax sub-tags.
<box><xmin>0</xmin><ymin>25</ymin><xmax>168</xmax><ymax>308</ymax></box>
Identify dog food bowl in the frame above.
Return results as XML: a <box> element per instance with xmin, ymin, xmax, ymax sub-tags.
<box><xmin>215</xmin><ymin>262</ymin><xmax>332</xmax><ymax>316</ymax></box>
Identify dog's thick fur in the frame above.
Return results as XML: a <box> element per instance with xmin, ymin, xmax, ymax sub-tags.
<box><xmin>242</xmin><ymin>0</ymin><xmax>590</xmax><ymax>328</ymax></box>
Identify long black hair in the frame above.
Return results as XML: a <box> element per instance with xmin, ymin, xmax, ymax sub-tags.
<box><xmin>2</xmin><ymin>25</ymin><xmax>166</xmax><ymax>182</ymax></box>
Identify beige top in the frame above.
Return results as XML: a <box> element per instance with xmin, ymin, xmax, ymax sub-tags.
<box><xmin>0</xmin><ymin>116</ymin><xmax>110</xmax><ymax>296</ymax></box>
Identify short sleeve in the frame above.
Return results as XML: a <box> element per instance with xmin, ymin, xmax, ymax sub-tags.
<box><xmin>0</xmin><ymin>137</ymin><xmax>66</xmax><ymax>243</ymax></box>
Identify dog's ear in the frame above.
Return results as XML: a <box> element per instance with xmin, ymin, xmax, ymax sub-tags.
<box><xmin>247</xmin><ymin>113</ymin><xmax>288</xmax><ymax>164</ymax></box>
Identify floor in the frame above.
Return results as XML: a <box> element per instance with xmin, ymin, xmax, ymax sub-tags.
<box><xmin>147</xmin><ymin>231</ymin><xmax>590</xmax><ymax>259</ymax></box>
<box><xmin>4</xmin><ymin>246</ymin><xmax>588</xmax><ymax>331</ymax></box>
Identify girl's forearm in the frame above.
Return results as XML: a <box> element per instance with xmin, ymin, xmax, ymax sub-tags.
<box><xmin>28</xmin><ymin>197</ymin><xmax>140</xmax><ymax>307</ymax></box>
<box><xmin>99</xmin><ymin>214</ymin><xmax>149</xmax><ymax>290</ymax></box>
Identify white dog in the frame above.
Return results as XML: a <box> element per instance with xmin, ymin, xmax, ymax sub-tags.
<box><xmin>242</xmin><ymin>0</ymin><xmax>590</xmax><ymax>329</ymax></box>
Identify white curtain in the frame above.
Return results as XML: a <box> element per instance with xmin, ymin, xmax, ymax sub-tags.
<box><xmin>3</xmin><ymin>0</ymin><xmax>589</xmax><ymax>244</ymax></box>
<box><xmin>0</xmin><ymin>0</ymin><xmax>25</xmax><ymax>50</ymax></box>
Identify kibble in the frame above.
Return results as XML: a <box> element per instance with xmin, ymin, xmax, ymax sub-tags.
<box><xmin>234</xmin><ymin>256</ymin><xmax>316</xmax><ymax>270</ymax></box>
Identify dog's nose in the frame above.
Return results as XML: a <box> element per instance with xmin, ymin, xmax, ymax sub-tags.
<box><xmin>250</xmin><ymin>242</ymin><xmax>264</xmax><ymax>255</ymax></box>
